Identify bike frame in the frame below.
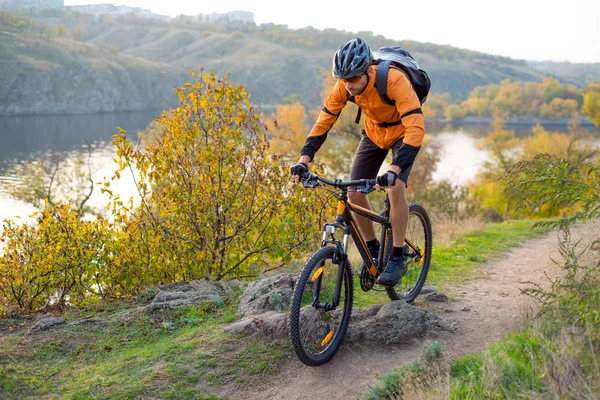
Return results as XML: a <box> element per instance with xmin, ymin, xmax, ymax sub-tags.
<box><xmin>291</xmin><ymin>172</ymin><xmax>432</xmax><ymax>366</ymax></box>
<box><xmin>305</xmin><ymin>173</ymin><xmax>422</xmax><ymax>311</ymax></box>
<box><xmin>327</xmin><ymin>190</ymin><xmax>389</xmax><ymax>276</ymax></box>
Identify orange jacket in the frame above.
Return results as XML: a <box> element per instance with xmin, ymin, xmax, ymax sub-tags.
<box><xmin>300</xmin><ymin>64</ymin><xmax>425</xmax><ymax>171</ymax></box>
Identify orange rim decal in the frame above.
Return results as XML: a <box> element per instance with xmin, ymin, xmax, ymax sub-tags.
<box><xmin>321</xmin><ymin>330</ymin><xmax>334</xmax><ymax>347</ymax></box>
<box><xmin>311</xmin><ymin>266</ymin><xmax>325</xmax><ymax>281</ymax></box>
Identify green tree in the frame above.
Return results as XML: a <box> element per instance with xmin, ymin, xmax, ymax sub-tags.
<box><xmin>469</xmin><ymin>113</ymin><xmax>598</xmax><ymax>219</ymax></box>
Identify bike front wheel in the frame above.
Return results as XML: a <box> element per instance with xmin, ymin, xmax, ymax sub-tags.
<box><xmin>289</xmin><ymin>246</ymin><xmax>353</xmax><ymax>366</ymax></box>
<box><xmin>384</xmin><ymin>203</ymin><xmax>433</xmax><ymax>303</ymax></box>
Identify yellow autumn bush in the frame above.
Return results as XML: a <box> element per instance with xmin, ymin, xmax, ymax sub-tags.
<box><xmin>468</xmin><ymin>115</ymin><xmax>598</xmax><ymax>219</ymax></box>
<box><xmin>0</xmin><ymin>204</ymin><xmax>114</xmax><ymax>314</ymax></box>
<box><xmin>105</xmin><ymin>71</ymin><xmax>324</xmax><ymax>282</ymax></box>
<box><xmin>0</xmin><ymin>71</ymin><xmax>325</xmax><ymax>315</ymax></box>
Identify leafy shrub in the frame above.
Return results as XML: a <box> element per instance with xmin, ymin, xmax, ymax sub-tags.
<box><xmin>0</xmin><ymin>204</ymin><xmax>117</xmax><ymax>314</ymax></box>
<box><xmin>105</xmin><ymin>71</ymin><xmax>324</xmax><ymax>282</ymax></box>
<box><xmin>413</xmin><ymin>181</ymin><xmax>478</xmax><ymax>221</ymax></box>
<box><xmin>0</xmin><ymin>71</ymin><xmax>326</xmax><ymax>315</ymax></box>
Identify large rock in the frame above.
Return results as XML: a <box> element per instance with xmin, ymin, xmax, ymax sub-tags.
<box><xmin>224</xmin><ymin>299</ymin><xmax>442</xmax><ymax>344</ymax></box>
<box><xmin>145</xmin><ymin>280</ymin><xmax>224</xmax><ymax>313</ymax></box>
<box><xmin>423</xmin><ymin>292</ymin><xmax>449</xmax><ymax>303</ymax></box>
<box><xmin>346</xmin><ymin>301</ymin><xmax>441</xmax><ymax>344</ymax></box>
<box><xmin>237</xmin><ymin>273</ymin><xmax>298</xmax><ymax>318</ymax></box>
<box><xmin>225</xmin><ymin>275</ymin><xmax>443</xmax><ymax>342</ymax></box>
<box><xmin>223</xmin><ymin>311</ymin><xmax>288</xmax><ymax>339</ymax></box>
<box><xmin>27</xmin><ymin>315</ymin><xmax>65</xmax><ymax>334</ymax></box>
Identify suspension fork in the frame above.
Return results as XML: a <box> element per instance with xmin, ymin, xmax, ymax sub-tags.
<box><xmin>313</xmin><ymin>197</ymin><xmax>351</xmax><ymax>311</ymax></box>
<box><xmin>313</xmin><ymin>240</ymin><xmax>348</xmax><ymax>311</ymax></box>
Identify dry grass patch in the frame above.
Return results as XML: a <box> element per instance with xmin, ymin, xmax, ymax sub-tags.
<box><xmin>432</xmin><ymin>215</ymin><xmax>488</xmax><ymax>247</ymax></box>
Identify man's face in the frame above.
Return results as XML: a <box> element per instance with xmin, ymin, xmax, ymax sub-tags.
<box><xmin>342</xmin><ymin>72</ymin><xmax>368</xmax><ymax>96</ymax></box>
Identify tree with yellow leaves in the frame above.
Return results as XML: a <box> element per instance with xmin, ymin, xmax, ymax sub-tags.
<box><xmin>106</xmin><ymin>71</ymin><xmax>324</xmax><ymax>281</ymax></box>
<box><xmin>582</xmin><ymin>83</ymin><xmax>600</xmax><ymax>127</ymax></box>
<box><xmin>263</xmin><ymin>102</ymin><xmax>309</xmax><ymax>158</ymax></box>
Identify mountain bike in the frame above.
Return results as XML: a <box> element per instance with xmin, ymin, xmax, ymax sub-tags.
<box><xmin>289</xmin><ymin>172</ymin><xmax>432</xmax><ymax>366</ymax></box>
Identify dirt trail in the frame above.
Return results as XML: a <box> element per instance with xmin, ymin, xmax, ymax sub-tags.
<box><xmin>220</xmin><ymin>222</ymin><xmax>598</xmax><ymax>400</ymax></box>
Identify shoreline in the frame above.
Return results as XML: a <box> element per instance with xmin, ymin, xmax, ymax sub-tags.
<box><xmin>432</xmin><ymin>116</ymin><xmax>595</xmax><ymax>127</ymax></box>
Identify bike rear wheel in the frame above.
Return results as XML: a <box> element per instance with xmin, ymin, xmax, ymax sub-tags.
<box><xmin>384</xmin><ymin>203</ymin><xmax>432</xmax><ymax>303</ymax></box>
<box><xmin>289</xmin><ymin>246</ymin><xmax>353</xmax><ymax>366</ymax></box>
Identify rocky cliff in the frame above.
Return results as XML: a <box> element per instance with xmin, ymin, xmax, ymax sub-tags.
<box><xmin>0</xmin><ymin>66</ymin><xmax>186</xmax><ymax>115</ymax></box>
<box><xmin>0</xmin><ymin>33</ymin><xmax>187</xmax><ymax>116</ymax></box>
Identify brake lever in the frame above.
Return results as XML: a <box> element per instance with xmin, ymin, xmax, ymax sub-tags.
<box><xmin>301</xmin><ymin>173</ymin><xmax>320</xmax><ymax>188</ymax></box>
<box><xmin>356</xmin><ymin>180</ymin><xmax>376</xmax><ymax>194</ymax></box>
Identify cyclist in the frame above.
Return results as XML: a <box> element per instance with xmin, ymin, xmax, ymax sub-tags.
<box><xmin>290</xmin><ymin>36</ymin><xmax>425</xmax><ymax>286</ymax></box>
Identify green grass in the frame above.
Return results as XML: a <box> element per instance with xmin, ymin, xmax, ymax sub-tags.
<box><xmin>427</xmin><ymin>219</ymin><xmax>553</xmax><ymax>291</ymax></box>
<box><xmin>0</xmin><ymin>218</ymin><xmax>556</xmax><ymax>399</ymax></box>
<box><xmin>362</xmin><ymin>316</ymin><xmax>595</xmax><ymax>400</ymax></box>
<box><xmin>449</xmin><ymin>328</ymin><xmax>548</xmax><ymax>399</ymax></box>
<box><xmin>353</xmin><ymin>219</ymin><xmax>552</xmax><ymax>308</ymax></box>
<box><xmin>0</xmin><ymin>298</ymin><xmax>286</xmax><ymax>399</ymax></box>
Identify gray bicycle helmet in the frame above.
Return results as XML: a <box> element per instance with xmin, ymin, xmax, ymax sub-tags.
<box><xmin>332</xmin><ymin>36</ymin><xmax>373</xmax><ymax>80</ymax></box>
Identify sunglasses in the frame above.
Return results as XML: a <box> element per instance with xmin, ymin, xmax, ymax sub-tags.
<box><xmin>341</xmin><ymin>74</ymin><xmax>364</xmax><ymax>84</ymax></box>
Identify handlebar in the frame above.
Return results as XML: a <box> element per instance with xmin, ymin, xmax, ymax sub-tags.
<box><xmin>300</xmin><ymin>172</ymin><xmax>377</xmax><ymax>194</ymax></box>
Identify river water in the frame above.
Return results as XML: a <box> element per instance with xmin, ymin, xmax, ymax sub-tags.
<box><xmin>1</xmin><ymin>111</ymin><xmax>598</xmax><ymax>224</ymax></box>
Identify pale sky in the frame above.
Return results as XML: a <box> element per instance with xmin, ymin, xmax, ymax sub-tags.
<box><xmin>65</xmin><ymin>0</ymin><xmax>600</xmax><ymax>63</ymax></box>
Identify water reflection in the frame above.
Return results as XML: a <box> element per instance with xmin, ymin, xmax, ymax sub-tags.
<box><xmin>0</xmin><ymin>110</ymin><xmax>162</xmax><ymax>171</ymax></box>
<box><xmin>1</xmin><ymin>111</ymin><xmax>598</xmax><ymax>225</ymax></box>
<box><xmin>0</xmin><ymin>111</ymin><xmax>158</xmax><ymax>225</ymax></box>
<box><xmin>429</xmin><ymin>129</ymin><xmax>489</xmax><ymax>185</ymax></box>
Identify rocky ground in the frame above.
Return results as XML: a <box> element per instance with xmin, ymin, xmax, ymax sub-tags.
<box><xmin>9</xmin><ymin>222</ymin><xmax>598</xmax><ymax>400</ymax></box>
<box><xmin>222</xmin><ymin>222</ymin><xmax>598</xmax><ymax>400</ymax></box>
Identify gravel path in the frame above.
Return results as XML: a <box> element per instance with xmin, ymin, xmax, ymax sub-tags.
<box><xmin>223</xmin><ymin>222</ymin><xmax>598</xmax><ymax>400</ymax></box>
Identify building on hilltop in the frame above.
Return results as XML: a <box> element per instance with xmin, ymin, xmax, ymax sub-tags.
<box><xmin>197</xmin><ymin>10</ymin><xmax>254</xmax><ymax>25</ymax></box>
<box><xmin>0</xmin><ymin>0</ymin><xmax>63</xmax><ymax>10</ymax></box>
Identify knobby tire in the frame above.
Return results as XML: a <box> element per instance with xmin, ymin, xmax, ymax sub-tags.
<box><xmin>384</xmin><ymin>203</ymin><xmax>433</xmax><ymax>303</ymax></box>
<box><xmin>289</xmin><ymin>246</ymin><xmax>353</xmax><ymax>366</ymax></box>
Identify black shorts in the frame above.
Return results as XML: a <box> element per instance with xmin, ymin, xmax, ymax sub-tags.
<box><xmin>350</xmin><ymin>135</ymin><xmax>412</xmax><ymax>188</ymax></box>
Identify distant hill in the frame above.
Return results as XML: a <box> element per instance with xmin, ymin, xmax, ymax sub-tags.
<box><xmin>528</xmin><ymin>60</ymin><xmax>600</xmax><ymax>86</ymax></box>
<box><xmin>73</xmin><ymin>17</ymin><xmax>555</xmax><ymax>108</ymax></box>
<box><xmin>1</xmin><ymin>9</ymin><xmax>598</xmax><ymax>115</ymax></box>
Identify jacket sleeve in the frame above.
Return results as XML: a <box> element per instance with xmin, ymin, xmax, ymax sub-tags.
<box><xmin>300</xmin><ymin>82</ymin><xmax>348</xmax><ymax>161</ymax></box>
<box><xmin>387</xmin><ymin>69</ymin><xmax>425</xmax><ymax>171</ymax></box>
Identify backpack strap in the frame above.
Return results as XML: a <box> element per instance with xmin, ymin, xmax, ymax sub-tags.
<box><xmin>375</xmin><ymin>60</ymin><xmax>395</xmax><ymax>106</ymax></box>
<box><xmin>347</xmin><ymin>94</ymin><xmax>362</xmax><ymax>124</ymax></box>
<box><xmin>376</xmin><ymin>108</ymin><xmax>422</xmax><ymax>127</ymax></box>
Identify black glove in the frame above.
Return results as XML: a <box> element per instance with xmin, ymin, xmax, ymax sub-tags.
<box><xmin>290</xmin><ymin>162</ymin><xmax>309</xmax><ymax>177</ymax></box>
<box><xmin>376</xmin><ymin>170</ymin><xmax>398</xmax><ymax>187</ymax></box>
